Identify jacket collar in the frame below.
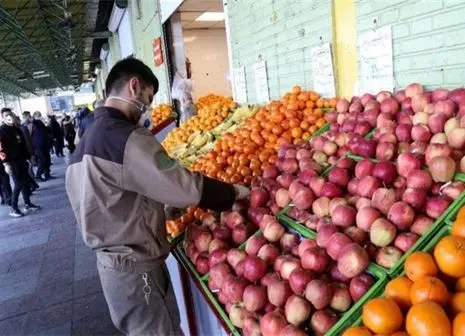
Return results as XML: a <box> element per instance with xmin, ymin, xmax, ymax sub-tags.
<box><xmin>94</xmin><ymin>106</ymin><xmax>133</xmax><ymax>123</ymax></box>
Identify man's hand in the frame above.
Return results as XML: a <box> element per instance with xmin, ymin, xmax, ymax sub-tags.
<box><xmin>30</xmin><ymin>155</ymin><xmax>37</xmax><ymax>165</ymax></box>
<box><xmin>233</xmin><ymin>184</ymin><xmax>250</xmax><ymax>200</ymax></box>
<box><xmin>4</xmin><ymin>163</ymin><xmax>13</xmax><ymax>176</ymax></box>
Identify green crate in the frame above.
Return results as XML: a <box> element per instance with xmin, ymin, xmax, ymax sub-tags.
<box><xmin>176</xmin><ymin>245</ymin><xmax>241</xmax><ymax>336</ymax></box>
<box><xmin>327</xmin><ymin>263</ymin><xmax>388</xmax><ymax>336</ymax></box>
<box><xmin>279</xmin><ymin>155</ymin><xmax>465</xmax><ymax>277</ymax></box>
<box><xmin>388</xmin><ymin>191</ymin><xmax>465</xmax><ymax>277</ymax></box>
<box><xmin>278</xmin><ymin>210</ymin><xmax>316</xmax><ymax>238</ymax></box>
<box><xmin>352</xmin><ymin>224</ymin><xmax>454</xmax><ymax>328</ymax></box>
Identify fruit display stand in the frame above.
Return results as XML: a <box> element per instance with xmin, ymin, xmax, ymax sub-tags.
<box><xmin>173</xmin><ymin>223</ymin><xmax>387</xmax><ymax>336</ymax></box>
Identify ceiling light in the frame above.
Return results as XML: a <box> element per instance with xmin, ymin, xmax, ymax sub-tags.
<box><xmin>33</xmin><ymin>73</ymin><xmax>50</xmax><ymax>79</ymax></box>
<box><xmin>108</xmin><ymin>3</ymin><xmax>126</xmax><ymax>32</ymax></box>
<box><xmin>195</xmin><ymin>12</ymin><xmax>225</xmax><ymax>21</ymax></box>
<box><xmin>33</xmin><ymin>70</ymin><xmax>45</xmax><ymax>75</ymax></box>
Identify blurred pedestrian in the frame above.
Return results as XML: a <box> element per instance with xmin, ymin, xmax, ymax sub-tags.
<box><xmin>32</xmin><ymin>111</ymin><xmax>52</xmax><ymax>181</ymax></box>
<box><xmin>49</xmin><ymin>115</ymin><xmax>64</xmax><ymax>157</ymax></box>
<box><xmin>20</xmin><ymin>111</ymin><xmax>39</xmax><ymax>192</ymax></box>
<box><xmin>62</xmin><ymin>114</ymin><xmax>76</xmax><ymax>154</ymax></box>
<box><xmin>0</xmin><ymin>110</ymin><xmax>40</xmax><ymax>217</ymax></box>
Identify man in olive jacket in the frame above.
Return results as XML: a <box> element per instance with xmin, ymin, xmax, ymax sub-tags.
<box><xmin>66</xmin><ymin>58</ymin><xmax>248</xmax><ymax>335</ymax></box>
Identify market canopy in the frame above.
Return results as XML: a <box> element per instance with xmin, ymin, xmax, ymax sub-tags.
<box><xmin>0</xmin><ymin>0</ymin><xmax>113</xmax><ymax>97</ymax></box>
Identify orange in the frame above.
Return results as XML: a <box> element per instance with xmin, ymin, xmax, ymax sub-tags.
<box><xmin>410</xmin><ymin>276</ymin><xmax>449</xmax><ymax>306</ymax></box>
<box><xmin>453</xmin><ymin>312</ymin><xmax>465</xmax><ymax>336</ymax></box>
<box><xmin>362</xmin><ymin>298</ymin><xmax>403</xmax><ymax>334</ymax></box>
<box><xmin>452</xmin><ymin>217</ymin><xmax>465</xmax><ymax>238</ymax></box>
<box><xmin>406</xmin><ymin>301</ymin><xmax>451</xmax><ymax>336</ymax></box>
<box><xmin>452</xmin><ymin>292</ymin><xmax>465</xmax><ymax>315</ymax></box>
<box><xmin>456</xmin><ymin>277</ymin><xmax>465</xmax><ymax>292</ymax></box>
<box><xmin>342</xmin><ymin>327</ymin><xmax>373</xmax><ymax>336</ymax></box>
<box><xmin>456</xmin><ymin>206</ymin><xmax>465</xmax><ymax>220</ymax></box>
<box><xmin>404</xmin><ymin>252</ymin><xmax>438</xmax><ymax>281</ymax></box>
<box><xmin>434</xmin><ymin>235</ymin><xmax>465</xmax><ymax>278</ymax></box>
<box><xmin>385</xmin><ymin>277</ymin><xmax>413</xmax><ymax>311</ymax></box>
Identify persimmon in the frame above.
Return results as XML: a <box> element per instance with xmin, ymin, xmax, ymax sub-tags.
<box><xmin>292</xmin><ymin>86</ymin><xmax>301</xmax><ymax>94</ymax></box>
<box><xmin>404</xmin><ymin>252</ymin><xmax>438</xmax><ymax>281</ymax></box>
<box><xmin>406</xmin><ymin>301</ymin><xmax>451</xmax><ymax>336</ymax></box>
<box><xmin>434</xmin><ymin>235</ymin><xmax>465</xmax><ymax>278</ymax></box>
<box><xmin>453</xmin><ymin>312</ymin><xmax>465</xmax><ymax>336</ymax></box>
<box><xmin>410</xmin><ymin>276</ymin><xmax>449</xmax><ymax>306</ymax></box>
<box><xmin>452</xmin><ymin>217</ymin><xmax>465</xmax><ymax>238</ymax></box>
<box><xmin>306</xmin><ymin>100</ymin><xmax>315</xmax><ymax>108</ymax></box>
<box><xmin>362</xmin><ymin>298</ymin><xmax>403</xmax><ymax>334</ymax></box>
<box><xmin>291</xmin><ymin>127</ymin><xmax>303</xmax><ymax>138</ymax></box>
<box><xmin>385</xmin><ymin>277</ymin><xmax>413</xmax><ymax>311</ymax></box>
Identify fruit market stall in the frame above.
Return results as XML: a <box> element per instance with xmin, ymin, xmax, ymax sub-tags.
<box><xmin>161</xmin><ymin>82</ymin><xmax>465</xmax><ymax>336</ymax></box>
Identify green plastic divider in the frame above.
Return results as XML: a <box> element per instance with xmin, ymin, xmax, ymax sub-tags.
<box><xmin>278</xmin><ymin>211</ymin><xmax>315</xmax><ymax>238</ymax></box>
<box><xmin>365</xmin><ymin>128</ymin><xmax>376</xmax><ymax>139</ymax></box>
<box><xmin>327</xmin><ymin>263</ymin><xmax>388</xmax><ymax>336</ymax></box>
<box><xmin>309</xmin><ymin>122</ymin><xmax>330</xmax><ymax>140</ymax></box>
<box><xmin>389</xmin><ymin>189</ymin><xmax>465</xmax><ymax>277</ymax></box>
<box><xmin>352</xmin><ymin>223</ymin><xmax>454</xmax><ymax>328</ymax></box>
<box><xmin>176</xmin><ymin>244</ymin><xmax>241</xmax><ymax>336</ymax></box>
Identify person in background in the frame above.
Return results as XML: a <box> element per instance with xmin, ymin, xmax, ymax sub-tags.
<box><xmin>49</xmin><ymin>115</ymin><xmax>64</xmax><ymax>157</ymax></box>
<box><xmin>76</xmin><ymin>100</ymin><xmax>103</xmax><ymax>138</ymax></box>
<box><xmin>20</xmin><ymin>111</ymin><xmax>39</xmax><ymax>192</ymax></box>
<box><xmin>32</xmin><ymin>111</ymin><xmax>52</xmax><ymax>181</ymax></box>
<box><xmin>66</xmin><ymin>58</ymin><xmax>249</xmax><ymax>335</ymax></box>
<box><xmin>62</xmin><ymin>114</ymin><xmax>76</xmax><ymax>154</ymax></box>
<box><xmin>0</xmin><ymin>108</ymin><xmax>13</xmax><ymax>206</ymax></box>
<box><xmin>0</xmin><ymin>110</ymin><xmax>40</xmax><ymax>217</ymax></box>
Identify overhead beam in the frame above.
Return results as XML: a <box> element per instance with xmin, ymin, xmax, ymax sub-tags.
<box><xmin>0</xmin><ymin>52</ymin><xmax>47</xmax><ymax>90</ymax></box>
<box><xmin>0</xmin><ymin>6</ymin><xmax>65</xmax><ymax>89</ymax></box>
<box><xmin>0</xmin><ymin>77</ymin><xmax>37</xmax><ymax>96</ymax></box>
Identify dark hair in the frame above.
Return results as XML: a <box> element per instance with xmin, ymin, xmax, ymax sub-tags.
<box><xmin>1</xmin><ymin>107</ymin><xmax>12</xmax><ymax>114</ymax></box>
<box><xmin>22</xmin><ymin>111</ymin><xmax>31</xmax><ymax>117</ymax></box>
<box><xmin>105</xmin><ymin>58</ymin><xmax>159</xmax><ymax>95</ymax></box>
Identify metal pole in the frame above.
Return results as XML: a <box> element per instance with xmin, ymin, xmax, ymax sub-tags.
<box><xmin>0</xmin><ymin>91</ymin><xmax>5</xmax><ymax>109</ymax></box>
<box><xmin>17</xmin><ymin>95</ymin><xmax>22</xmax><ymax>113</ymax></box>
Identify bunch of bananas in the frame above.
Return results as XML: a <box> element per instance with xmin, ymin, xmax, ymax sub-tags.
<box><xmin>169</xmin><ymin>131</ymin><xmax>215</xmax><ymax>167</ymax></box>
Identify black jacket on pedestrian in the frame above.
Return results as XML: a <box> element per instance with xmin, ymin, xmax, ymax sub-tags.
<box><xmin>50</xmin><ymin>118</ymin><xmax>64</xmax><ymax>148</ymax></box>
<box><xmin>31</xmin><ymin>119</ymin><xmax>51</xmax><ymax>150</ymax></box>
<box><xmin>0</xmin><ymin>124</ymin><xmax>30</xmax><ymax>163</ymax></box>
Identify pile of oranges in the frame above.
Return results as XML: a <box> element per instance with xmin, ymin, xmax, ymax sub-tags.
<box><xmin>163</xmin><ymin>95</ymin><xmax>236</xmax><ymax>153</ymax></box>
<box><xmin>191</xmin><ymin>86</ymin><xmax>335</xmax><ymax>184</ymax></box>
<box><xmin>344</xmin><ymin>206</ymin><xmax>465</xmax><ymax>336</ymax></box>
<box><xmin>166</xmin><ymin>206</ymin><xmax>207</xmax><ymax>239</ymax></box>
<box><xmin>151</xmin><ymin>104</ymin><xmax>173</xmax><ymax>126</ymax></box>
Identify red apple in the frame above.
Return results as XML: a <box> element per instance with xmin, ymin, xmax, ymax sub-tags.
<box><xmin>267</xmin><ymin>280</ymin><xmax>293</xmax><ymax>307</ymax></box>
<box><xmin>243</xmin><ymin>256</ymin><xmax>268</xmax><ymax>282</ymax></box>
<box><xmin>337</xmin><ymin>243</ymin><xmax>370</xmax><ymax>278</ymax></box>
<box><xmin>376</xmin><ymin>246</ymin><xmax>403</xmax><ymax>269</ymax></box>
<box><xmin>301</xmin><ymin>247</ymin><xmax>330</xmax><ymax>273</ymax></box>
<box><xmin>258</xmin><ymin>243</ymin><xmax>281</xmax><ymax>265</ymax></box>
<box><xmin>394</xmin><ymin>232</ymin><xmax>419</xmax><ymax>252</ymax></box>
<box><xmin>243</xmin><ymin>284</ymin><xmax>267</xmax><ymax>312</ymax></box>
<box><xmin>285</xmin><ymin>295</ymin><xmax>312</xmax><ymax>326</ymax></box>
<box><xmin>349</xmin><ymin>273</ymin><xmax>375</xmax><ymax>302</ymax></box>
<box><xmin>370</xmin><ymin>218</ymin><xmax>397</xmax><ymax>247</ymax></box>
<box><xmin>289</xmin><ymin>268</ymin><xmax>315</xmax><ymax>295</ymax></box>
<box><xmin>305</xmin><ymin>279</ymin><xmax>333</xmax><ymax>309</ymax></box>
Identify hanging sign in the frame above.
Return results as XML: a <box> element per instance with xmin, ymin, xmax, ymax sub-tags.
<box><xmin>358</xmin><ymin>26</ymin><xmax>394</xmax><ymax>94</ymax></box>
<box><xmin>153</xmin><ymin>37</ymin><xmax>164</xmax><ymax>67</ymax></box>
<box><xmin>253</xmin><ymin>61</ymin><xmax>270</xmax><ymax>103</ymax></box>
<box><xmin>232</xmin><ymin>67</ymin><xmax>247</xmax><ymax>104</ymax></box>
<box><xmin>310</xmin><ymin>43</ymin><xmax>336</xmax><ymax>98</ymax></box>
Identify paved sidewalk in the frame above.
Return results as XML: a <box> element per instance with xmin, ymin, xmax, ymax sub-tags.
<box><xmin>0</xmin><ymin>156</ymin><xmax>120</xmax><ymax>335</ymax></box>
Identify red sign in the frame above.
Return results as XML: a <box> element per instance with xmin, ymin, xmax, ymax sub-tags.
<box><xmin>153</xmin><ymin>37</ymin><xmax>164</xmax><ymax>67</ymax></box>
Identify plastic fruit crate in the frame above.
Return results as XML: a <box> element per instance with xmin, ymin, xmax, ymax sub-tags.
<box><xmin>175</xmin><ymin>244</ymin><xmax>241</xmax><ymax>336</ymax></box>
<box><xmin>351</xmin><ymin>223</ymin><xmax>454</xmax><ymax>328</ymax></box>
<box><xmin>278</xmin><ymin>155</ymin><xmax>465</xmax><ymax>277</ymax></box>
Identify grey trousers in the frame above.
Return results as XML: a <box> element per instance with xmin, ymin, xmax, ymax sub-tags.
<box><xmin>97</xmin><ymin>260</ymin><xmax>182</xmax><ymax>336</ymax></box>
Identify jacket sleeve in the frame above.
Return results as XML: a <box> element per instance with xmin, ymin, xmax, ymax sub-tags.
<box><xmin>20</xmin><ymin>126</ymin><xmax>34</xmax><ymax>156</ymax></box>
<box><xmin>0</xmin><ymin>132</ymin><xmax>7</xmax><ymax>162</ymax></box>
<box><xmin>122</xmin><ymin>127</ymin><xmax>236</xmax><ymax>211</ymax></box>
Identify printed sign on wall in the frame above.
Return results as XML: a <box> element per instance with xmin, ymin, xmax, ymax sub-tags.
<box><xmin>358</xmin><ymin>26</ymin><xmax>394</xmax><ymax>94</ymax></box>
<box><xmin>310</xmin><ymin>43</ymin><xmax>336</xmax><ymax>98</ymax></box>
<box><xmin>254</xmin><ymin>61</ymin><xmax>270</xmax><ymax>103</ymax></box>
<box><xmin>232</xmin><ymin>67</ymin><xmax>247</xmax><ymax>103</ymax></box>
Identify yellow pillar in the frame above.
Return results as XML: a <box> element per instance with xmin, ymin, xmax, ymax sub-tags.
<box><xmin>333</xmin><ymin>0</ymin><xmax>358</xmax><ymax>98</ymax></box>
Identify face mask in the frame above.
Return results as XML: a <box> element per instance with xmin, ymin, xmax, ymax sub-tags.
<box><xmin>108</xmin><ymin>96</ymin><xmax>149</xmax><ymax>117</ymax></box>
<box><xmin>4</xmin><ymin>116</ymin><xmax>14</xmax><ymax>126</ymax></box>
